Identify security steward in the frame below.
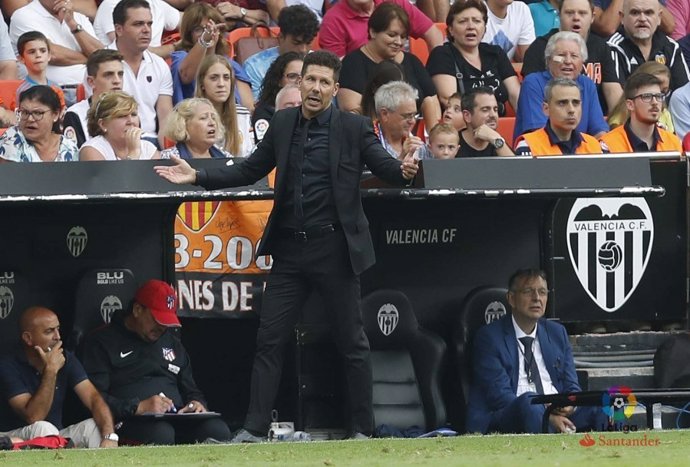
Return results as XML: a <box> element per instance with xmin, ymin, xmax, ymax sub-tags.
<box><xmin>514</xmin><ymin>77</ymin><xmax>603</xmax><ymax>156</ymax></box>
<box><xmin>81</xmin><ymin>280</ymin><xmax>231</xmax><ymax>445</ymax></box>
<box><xmin>599</xmin><ymin>72</ymin><xmax>683</xmax><ymax>153</ymax></box>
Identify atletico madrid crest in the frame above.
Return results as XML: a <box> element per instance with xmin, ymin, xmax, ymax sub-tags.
<box><xmin>566</xmin><ymin>198</ymin><xmax>654</xmax><ymax>312</ymax></box>
<box><xmin>162</xmin><ymin>347</ymin><xmax>176</xmax><ymax>362</ymax></box>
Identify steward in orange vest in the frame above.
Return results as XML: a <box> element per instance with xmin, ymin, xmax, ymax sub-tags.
<box><xmin>514</xmin><ymin>124</ymin><xmax>603</xmax><ymax>156</ymax></box>
<box><xmin>599</xmin><ymin>122</ymin><xmax>682</xmax><ymax>153</ymax></box>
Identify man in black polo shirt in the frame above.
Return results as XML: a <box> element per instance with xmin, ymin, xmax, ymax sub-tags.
<box><xmin>82</xmin><ymin>280</ymin><xmax>231</xmax><ymax>445</ymax></box>
<box><xmin>608</xmin><ymin>0</ymin><xmax>689</xmax><ymax>92</ymax></box>
<box><xmin>522</xmin><ymin>0</ymin><xmax>623</xmax><ymax>114</ymax></box>
<box><xmin>459</xmin><ymin>87</ymin><xmax>514</xmax><ymax>157</ymax></box>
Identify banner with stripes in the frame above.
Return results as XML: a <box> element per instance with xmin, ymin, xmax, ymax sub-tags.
<box><xmin>566</xmin><ymin>198</ymin><xmax>654</xmax><ymax>312</ymax></box>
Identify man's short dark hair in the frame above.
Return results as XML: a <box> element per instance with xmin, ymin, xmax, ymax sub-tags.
<box><xmin>278</xmin><ymin>4</ymin><xmax>319</xmax><ymax>43</ymax></box>
<box><xmin>558</xmin><ymin>0</ymin><xmax>594</xmax><ymax>12</ymax></box>
<box><xmin>624</xmin><ymin>72</ymin><xmax>662</xmax><ymax>99</ymax></box>
<box><xmin>17</xmin><ymin>31</ymin><xmax>49</xmax><ymax>56</ymax></box>
<box><xmin>86</xmin><ymin>49</ymin><xmax>124</xmax><ymax>77</ymax></box>
<box><xmin>113</xmin><ymin>0</ymin><xmax>150</xmax><ymax>26</ymax></box>
<box><xmin>461</xmin><ymin>86</ymin><xmax>495</xmax><ymax>112</ymax></box>
<box><xmin>508</xmin><ymin>269</ymin><xmax>547</xmax><ymax>292</ymax></box>
<box><xmin>302</xmin><ymin>50</ymin><xmax>342</xmax><ymax>82</ymax></box>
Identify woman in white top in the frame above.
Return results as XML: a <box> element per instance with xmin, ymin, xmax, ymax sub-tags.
<box><xmin>160</xmin><ymin>98</ymin><xmax>232</xmax><ymax>159</ymax></box>
<box><xmin>80</xmin><ymin>92</ymin><xmax>160</xmax><ymax>161</ymax></box>
<box><xmin>195</xmin><ymin>55</ymin><xmax>254</xmax><ymax>158</ymax></box>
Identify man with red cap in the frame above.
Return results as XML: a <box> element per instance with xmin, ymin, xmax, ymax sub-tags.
<box><xmin>82</xmin><ymin>279</ymin><xmax>231</xmax><ymax>445</ymax></box>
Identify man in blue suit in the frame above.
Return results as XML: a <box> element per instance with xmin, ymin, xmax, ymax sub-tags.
<box><xmin>466</xmin><ymin>268</ymin><xmax>606</xmax><ymax>434</ymax></box>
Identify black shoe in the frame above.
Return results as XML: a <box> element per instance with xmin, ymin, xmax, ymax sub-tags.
<box><xmin>231</xmin><ymin>428</ymin><xmax>267</xmax><ymax>443</ymax></box>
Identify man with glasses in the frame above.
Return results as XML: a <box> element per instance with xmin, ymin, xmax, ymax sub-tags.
<box><xmin>244</xmin><ymin>5</ymin><xmax>319</xmax><ymax>100</ymax></box>
<box><xmin>600</xmin><ymin>72</ymin><xmax>682</xmax><ymax>152</ymax></box>
<box><xmin>608</xmin><ymin>0</ymin><xmax>689</xmax><ymax>92</ymax></box>
<box><xmin>373</xmin><ymin>81</ymin><xmax>423</xmax><ymax>159</ymax></box>
<box><xmin>466</xmin><ymin>268</ymin><xmax>607</xmax><ymax>434</ymax></box>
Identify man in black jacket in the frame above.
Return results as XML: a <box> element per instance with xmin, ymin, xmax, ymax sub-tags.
<box><xmin>82</xmin><ymin>280</ymin><xmax>231</xmax><ymax>445</ymax></box>
<box><xmin>155</xmin><ymin>50</ymin><xmax>419</xmax><ymax>442</ymax></box>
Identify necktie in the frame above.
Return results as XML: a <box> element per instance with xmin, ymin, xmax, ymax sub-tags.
<box><xmin>519</xmin><ymin>336</ymin><xmax>544</xmax><ymax>394</ymax></box>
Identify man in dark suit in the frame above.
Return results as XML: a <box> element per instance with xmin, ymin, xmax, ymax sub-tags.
<box><xmin>466</xmin><ymin>268</ymin><xmax>606</xmax><ymax>434</ymax></box>
<box><xmin>155</xmin><ymin>50</ymin><xmax>419</xmax><ymax>441</ymax></box>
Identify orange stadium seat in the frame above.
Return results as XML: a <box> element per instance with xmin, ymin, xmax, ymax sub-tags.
<box><xmin>0</xmin><ymin>80</ymin><xmax>23</xmax><ymax>111</ymax></box>
<box><xmin>683</xmin><ymin>132</ymin><xmax>690</xmax><ymax>153</ymax></box>
<box><xmin>408</xmin><ymin>23</ymin><xmax>447</xmax><ymax>66</ymax></box>
<box><xmin>497</xmin><ymin>117</ymin><xmax>515</xmax><ymax>147</ymax></box>
<box><xmin>76</xmin><ymin>84</ymin><xmax>86</xmax><ymax>103</ymax></box>
<box><xmin>227</xmin><ymin>26</ymin><xmax>280</xmax><ymax>63</ymax></box>
<box><xmin>0</xmin><ymin>128</ymin><xmax>6</xmax><ymax>137</ymax></box>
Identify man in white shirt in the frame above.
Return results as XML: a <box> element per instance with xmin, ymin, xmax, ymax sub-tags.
<box><xmin>0</xmin><ymin>10</ymin><xmax>17</xmax><ymax>80</ymax></box>
<box><xmin>93</xmin><ymin>0</ymin><xmax>180</xmax><ymax>59</ymax></box>
<box><xmin>109</xmin><ymin>0</ymin><xmax>173</xmax><ymax>148</ymax></box>
<box><xmin>9</xmin><ymin>0</ymin><xmax>103</xmax><ymax>90</ymax></box>
<box><xmin>482</xmin><ymin>0</ymin><xmax>535</xmax><ymax>62</ymax></box>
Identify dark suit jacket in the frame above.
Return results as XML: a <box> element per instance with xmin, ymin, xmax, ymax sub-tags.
<box><xmin>196</xmin><ymin>106</ymin><xmax>407</xmax><ymax>275</ymax></box>
<box><xmin>465</xmin><ymin>315</ymin><xmax>581</xmax><ymax>434</ymax></box>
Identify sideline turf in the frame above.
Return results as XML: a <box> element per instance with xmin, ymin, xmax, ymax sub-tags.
<box><xmin>0</xmin><ymin>430</ymin><xmax>688</xmax><ymax>466</ymax></box>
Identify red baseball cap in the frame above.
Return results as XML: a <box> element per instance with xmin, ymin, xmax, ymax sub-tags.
<box><xmin>135</xmin><ymin>280</ymin><xmax>181</xmax><ymax>327</ymax></box>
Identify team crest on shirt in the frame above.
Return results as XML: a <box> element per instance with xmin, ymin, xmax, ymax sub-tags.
<box><xmin>254</xmin><ymin>119</ymin><xmax>270</xmax><ymax>141</ymax></box>
<box><xmin>566</xmin><ymin>198</ymin><xmax>654</xmax><ymax>312</ymax></box>
<box><xmin>377</xmin><ymin>303</ymin><xmax>399</xmax><ymax>336</ymax></box>
<box><xmin>162</xmin><ymin>347</ymin><xmax>176</xmax><ymax>362</ymax></box>
<box><xmin>64</xmin><ymin>126</ymin><xmax>77</xmax><ymax>143</ymax></box>
<box><xmin>654</xmin><ymin>53</ymin><xmax>666</xmax><ymax>66</ymax></box>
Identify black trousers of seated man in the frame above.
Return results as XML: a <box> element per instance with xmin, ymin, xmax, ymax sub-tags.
<box><xmin>117</xmin><ymin>418</ymin><xmax>231</xmax><ymax>445</ymax></box>
<box><xmin>244</xmin><ymin>229</ymin><xmax>373</xmax><ymax>436</ymax></box>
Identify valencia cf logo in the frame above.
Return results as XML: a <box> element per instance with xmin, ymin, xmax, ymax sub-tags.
<box><xmin>66</xmin><ymin>226</ymin><xmax>88</xmax><ymax>257</ymax></box>
<box><xmin>484</xmin><ymin>301</ymin><xmax>506</xmax><ymax>324</ymax></box>
<box><xmin>567</xmin><ymin>198</ymin><xmax>654</xmax><ymax>312</ymax></box>
<box><xmin>377</xmin><ymin>303</ymin><xmax>399</xmax><ymax>336</ymax></box>
<box><xmin>176</xmin><ymin>201</ymin><xmax>221</xmax><ymax>232</ymax></box>
<box><xmin>0</xmin><ymin>286</ymin><xmax>14</xmax><ymax>319</ymax></box>
<box><xmin>100</xmin><ymin>295</ymin><xmax>123</xmax><ymax>323</ymax></box>
<box><xmin>162</xmin><ymin>347</ymin><xmax>176</xmax><ymax>362</ymax></box>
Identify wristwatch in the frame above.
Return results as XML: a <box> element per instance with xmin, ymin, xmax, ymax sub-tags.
<box><xmin>240</xmin><ymin>7</ymin><xmax>247</xmax><ymax>18</ymax></box>
<box><xmin>493</xmin><ymin>138</ymin><xmax>505</xmax><ymax>149</ymax></box>
<box><xmin>71</xmin><ymin>24</ymin><xmax>83</xmax><ymax>34</ymax></box>
<box><xmin>103</xmin><ymin>433</ymin><xmax>119</xmax><ymax>442</ymax></box>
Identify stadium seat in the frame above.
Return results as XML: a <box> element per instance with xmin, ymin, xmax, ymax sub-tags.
<box><xmin>497</xmin><ymin>117</ymin><xmax>515</xmax><ymax>147</ymax></box>
<box><xmin>0</xmin><ymin>80</ymin><xmax>23</xmax><ymax>111</ymax></box>
<box><xmin>0</xmin><ymin>270</ymin><xmax>30</xmax><ymax>354</ymax></box>
<box><xmin>453</xmin><ymin>286</ymin><xmax>510</xmax><ymax>425</ymax></box>
<box><xmin>683</xmin><ymin>132</ymin><xmax>690</xmax><ymax>153</ymax></box>
<box><xmin>408</xmin><ymin>23</ymin><xmax>447</xmax><ymax>66</ymax></box>
<box><xmin>227</xmin><ymin>26</ymin><xmax>280</xmax><ymax>63</ymax></box>
<box><xmin>362</xmin><ymin>289</ymin><xmax>447</xmax><ymax>432</ymax></box>
<box><xmin>76</xmin><ymin>84</ymin><xmax>86</xmax><ymax>103</ymax></box>
<box><xmin>68</xmin><ymin>268</ymin><xmax>137</xmax><ymax>352</ymax></box>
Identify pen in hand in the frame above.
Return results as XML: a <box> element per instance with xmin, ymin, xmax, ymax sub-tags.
<box><xmin>159</xmin><ymin>392</ymin><xmax>176</xmax><ymax>413</ymax></box>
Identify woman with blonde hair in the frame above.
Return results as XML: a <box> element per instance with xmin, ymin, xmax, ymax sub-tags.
<box><xmin>161</xmin><ymin>98</ymin><xmax>232</xmax><ymax>159</ymax></box>
<box><xmin>171</xmin><ymin>3</ymin><xmax>253</xmax><ymax>111</ymax></box>
<box><xmin>80</xmin><ymin>91</ymin><xmax>160</xmax><ymax>161</ymax></box>
<box><xmin>608</xmin><ymin>62</ymin><xmax>675</xmax><ymax>132</ymax></box>
<box><xmin>195</xmin><ymin>55</ymin><xmax>254</xmax><ymax>157</ymax></box>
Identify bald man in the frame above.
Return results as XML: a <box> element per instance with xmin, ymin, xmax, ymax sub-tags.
<box><xmin>0</xmin><ymin>307</ymin><xmax>118</xmax><ymax>448</ymax></box>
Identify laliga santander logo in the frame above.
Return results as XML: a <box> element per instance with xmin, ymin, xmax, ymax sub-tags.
<box><xmin>601</xmin><ymin>386</ymin><xmax>637</xmax><ymax>421</ymax></box>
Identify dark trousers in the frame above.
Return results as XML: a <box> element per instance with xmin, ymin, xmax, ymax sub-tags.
<box><xmin>117</xmin><ymin>417</ymin><xmax>231</xmax><ymax>445</ymax></box>
<box><xmin>489</xmin><ymin>393</ymin><xmax>608</xmax><ymax>434</ymax></box>
<box><xmin>244</xmin><ymin>230</ymin><xmax>373</xmax><ymax>435</ymax></box>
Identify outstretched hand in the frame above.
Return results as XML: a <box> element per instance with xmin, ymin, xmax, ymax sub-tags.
<box><xmin>154</xmin><ymin>157</ymin><xmax>197</xmax><ymax>185</ymax></box>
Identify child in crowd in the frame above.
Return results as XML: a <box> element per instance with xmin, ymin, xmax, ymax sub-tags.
<box><xmin>442</xmin><ymin>93</ymin><xmax>464</xmax><ymax>131</ymax></box>
<box><xmin>16</xmin><ymin>31</ymin><xmax>65</xmax><ymax>109</ymax></box>
<box><xmin>417</xmin><ymin>123</ymin><xmax>460</xmax><ymax>159</ymax></box>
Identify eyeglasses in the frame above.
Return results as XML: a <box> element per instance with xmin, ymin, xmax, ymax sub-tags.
<box><xmin>283</xmin><ymin>72</ymin><xmax>301</xmax><ymax>83</ymax></box>
<box><xmin>396</xmin><ymin>111</ymin><xmax>420</xmax><ymax>121</ymax></box>
<box><xmin>515</xmin><ymin>288</ymin><xmax>549</xmax><ymax>297</ymax></box>
<box><xmin>16</xmin><ymin>109</ymin><xmax>49</xmax><ymax>121</ymax></box>
<box><xmin>631</xmin><ymin>93</ymin><xmax>666</xmax><ymax>103</ymax></box>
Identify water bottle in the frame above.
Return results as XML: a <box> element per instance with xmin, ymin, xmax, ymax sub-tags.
<box><xmin>652</xmin><ymin>403</ymin><xmax>662</xmax><ymax>430</ymax></box>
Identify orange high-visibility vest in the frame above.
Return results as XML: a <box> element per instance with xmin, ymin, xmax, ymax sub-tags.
<box><xmin>516</xmin><ymin>128</ymin><xmax>603</xmax><ymax>156</ymax></box>
<box><xmin>599</xmin><ymin>125</ymin><xmax>682</xmax><ymax>153</ymax></box>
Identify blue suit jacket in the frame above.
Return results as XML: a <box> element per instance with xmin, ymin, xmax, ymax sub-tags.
<box><xmin>465</xmin><ymin>315</ymin><xmax>581</xmax><ymax>434</ymax></box>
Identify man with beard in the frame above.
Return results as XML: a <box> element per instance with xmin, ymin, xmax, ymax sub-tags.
<box><xmin>600</xmin><ymin>72</ymin><xmax>682</xmax><ymax>152</ymax></box>
<box><xmin>458</xmin><ymin>87</ymin><xmax>514</xmax><ymax>157</ymax></box>
<box><xmin>522</xmin><ymin>0</ymin><xmax>623</xmax><ymax>114</ymax></box>
<box><xmin>515</xmin><ymin>77</ymin><xmax>603</xmax><ymax>156</ymax></box>
<box><xmin>608</xmin><ymin>0</ymin><xmax>689</xmax><ymax>92</ymax></box>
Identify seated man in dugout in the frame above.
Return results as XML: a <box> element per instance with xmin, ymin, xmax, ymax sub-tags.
<box><xmin>0</xmin><ymin>307</ymin><xmax>118</xmax><ymax>448</ymax></box>
<box><xmin>600</xmin><ymin>72</ymin><xmax>683</xmax><ymax>153</ymax></box>
<box><xmin>514</xmin><ymin>77</ymin><xmax>603</xmax><ymax>156</ymax></box>
<box><xmin>466</xmin><ymin>268</ymin><xmax>608</xmax><ymax>434</ymax></box>
<box><xmin>82</xmin><ymin>280</ymin><xmax>231</xmax><ymax>445</ymax></box>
